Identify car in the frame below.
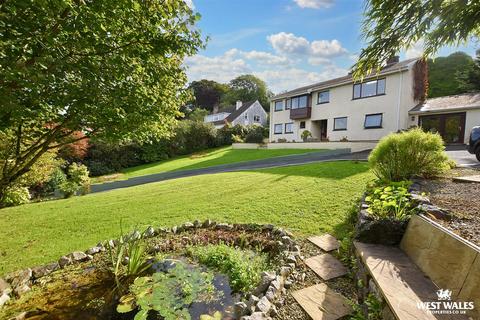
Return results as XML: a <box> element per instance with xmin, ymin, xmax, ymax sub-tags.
<box><xmin>468</xmin><ymin>126</ymin><xmax>480</xmax><ymax>161</ymax></box>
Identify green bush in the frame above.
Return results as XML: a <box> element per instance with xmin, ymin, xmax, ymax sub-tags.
<box><xmin>2</xmin><ymin>186</ymin><xmax>30</xmax><ymax>207</ymax></box>
<box><xmin>365</xmin><ymin>181</ymin><xmax>416</xmax><ymax>220</ymax></box>
<box><xmin>43</xmin><ymin>167</ymin><xmax>67</xmax><ymax>195</ymax></box>
<box><xmin>171</xmin><ymin>120</ymin><xmax>218</xmax><ymax>155</ymax></box>
<box><xmin>244</xmin><ymin>125</ymin><xmax>267</xmax><ymax>143</ymax></box>
<box><xmin>368</xmin><ymin>128</ymin><xmax>451</xmax><ymax>181</ymax></box>
<box><xmin>187</xmin><ymin>243</ymin><xmax>269</xmax><ymax>292</ymax></box>
<box><xmin>59</xmin><ymin>163</ymin><xmax>91</xmax><ymax>198</ymax></box>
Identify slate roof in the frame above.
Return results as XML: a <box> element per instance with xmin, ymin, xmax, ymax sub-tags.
<box><xmin>272</xmin><ymin>58</ymin><xmax>418</xmax><ymax>100</ymax></box>
<box><xmin>212</xmin><ymin>101</ymin><xmax>256</xmax><ymax>126</ymax></box>
<box><xmin>409</xmin><ymin>92</ymin><xmax>480</xmax><ymax>114</ymax></box>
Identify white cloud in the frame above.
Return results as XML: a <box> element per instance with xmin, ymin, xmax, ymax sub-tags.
<box><xmin>294</xmin><ymin>0</ymin><xmax>334</xmax><ymax>9</ymax></box>
<box><xmin>255</xmin><ymin>65</ymin><xmax>347</xmax><ymax>93</ymax></box>
<box><xmin>307</xmin><ymin>57</ymin><xmax>331</xmax><ymax>66</ymax></box>
<box><xmin>184</xmin><ymin>51</ymin><xmax>250</xmax><ymax>84</ymax></box>
<box><xmin>268</xmin><ymin>32</ymin><xmax>310</xmax><ymax>55</ymax></box>
<box><xmin>236</xmin><ymin>49</ymin><xmax>291</xmax><ymax>65</ymax></box>
<box><xmin>267</xmin><ymin>32</ymin><xmax>348</xmax><ymax>59</ymax></box>
<box><xmin>405</xmin><ymin>40</ymin><xmax>424</xmax><ymax>59</ymax></box>
<box><xmin>311</xmin><ymin>39</ymin><xmax>347</xmax><ymax>57</ymax></box>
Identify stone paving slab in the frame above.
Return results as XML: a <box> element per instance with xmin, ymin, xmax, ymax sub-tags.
<box><xmin>305</xmin><ymin>254</ymin><xmax>347</xmax><ymax>280</ymax></box>
<box><xmin>453</xmin><ymin>175</ymin><xmax>480</xmax><ymax>183</ymax></box>
<box><xmin>354</xmin><ymin>241</ymin><xmax>468</xmax><ymax>320</ymax></box>
<box><xmin>292</xmin><ymin>283</ymin><xmax>352</xmax><ymax>320</ymax></box>
<box><xmin>308</xmin><ymin>234</ymin><xmax>340</xmax><ymax>251</ymax></box>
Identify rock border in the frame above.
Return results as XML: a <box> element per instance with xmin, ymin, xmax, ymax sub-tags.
<box><xmin>0</xmin><ymin>221</ymin><xmax>304</xmax><ymax>320</ymax></box>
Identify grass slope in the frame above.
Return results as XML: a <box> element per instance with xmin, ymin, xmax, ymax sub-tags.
<box><xmin>94</xmin><ymin>146</ymin><xmax>320</xmax><ymax>183</ymax></box>
<box><xmin>0</xmin><ymin>161</ymin><xmax>372</xmax><ymax>274</ymax></box>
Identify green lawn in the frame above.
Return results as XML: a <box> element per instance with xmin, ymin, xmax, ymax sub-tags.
<box><xmin>0</xmin><ymin>161</ymin><xmax>372</xmax><ymax>275</ymax></box>
<box><xmin>93</xmin><ymin>146</ymin><xmax>321</xmax><ymax>183</ymax></box>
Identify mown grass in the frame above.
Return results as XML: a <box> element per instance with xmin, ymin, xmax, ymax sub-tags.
<box><xmin>93</xmin><ymin>146</ymin><xmax>321</xmax><ymax>183</ymax></box>
<box><xmin>0</xmin><ymin>161</ymin><xmax>372</xmax><ymax>274</ymax></box>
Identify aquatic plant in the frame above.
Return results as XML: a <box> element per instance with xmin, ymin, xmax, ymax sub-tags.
<box><xmin>117</xmin><ymin>262</ymin><xmax>217</xmax><ymax>320</ymax></box>
<box><xmin>106</xmin><ymin>232</ymin><xmax>150</xmax><ymax>289</ymax></box>
<box><xmin>187</xmin><ymin>243</ymin><xmax>269</xmax><ymax>292</ymax></box>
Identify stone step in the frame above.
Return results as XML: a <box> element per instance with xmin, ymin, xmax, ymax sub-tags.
<box><xmin>292</xmin><ymin>283</ymin><xmax>352</xmax><ymax>320</ymax></box>
<box><xmin>453</xmin><ymin>175</ymin><xmax>480</xmax><ymax>183</ymax></box>
<box><xmin>308</xmin><ymin>234</ymin><xmax>340</xmax><ymax>252</ymax></box>
<box><xmin>305</xmin><ymin>254</ymin><xmax>347</xmax><ymax>280</ymax></box>
<box><xmin>354</xmin><ymin>241</ymin><xmax>469</xmax><ymax>320</ymax></box>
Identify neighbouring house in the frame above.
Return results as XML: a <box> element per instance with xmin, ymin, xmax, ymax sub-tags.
<box><xmin>269</xmin><ymin>56</ymin><xmax>479</xmax><ymax>145</ymax></box>
<box><xmin>204</xmin><ymin>100</ymin><xmax>268</xmax><ymax>129</ymax></box>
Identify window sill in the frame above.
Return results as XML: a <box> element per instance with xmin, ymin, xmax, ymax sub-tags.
<box><xmin>274</xmin><ymin>132</ymin><xmax>283</xmax><ymax>135</ymax></box>
<box><xmin>284</xmin><ymin>131</ymin><xmax>293</xmax><ymax>134</ymax></box>
<box><xmin>364</xmin><ymin>126</ymin><xmax>383</xmax><ymax>129</ymax></box>
<box><xmin>352</xmin><ymin>93</ymin><xmax>386</xmax><ymax>100</ymax></box>
<box><xmin>317</xmin><ymin>101</ymin><xmax>330</xmax><ymax>105</ymax></box>
<box><xmin>333</xmin><ymin>128</ymin><xmax>347</xmax><ymax>131</ymax></box>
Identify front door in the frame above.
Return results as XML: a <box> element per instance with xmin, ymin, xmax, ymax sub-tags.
<box><xmin>320</xmin><ymin>119</ymin><xmax>328</xmax><ymax>141</ymax></box>
<box><xmin>419</xmin><ymin>112</ymin><xmax>466</xmax><ymax>144</ymax></box>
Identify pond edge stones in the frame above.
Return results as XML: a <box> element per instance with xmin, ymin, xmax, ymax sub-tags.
<box><xmin>0</xmin><ymin>221</ymin><xmax>302</xmax><ymax>320</ymax></box>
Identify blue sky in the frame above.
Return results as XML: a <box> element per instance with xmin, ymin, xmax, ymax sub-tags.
<box><xmin>185</xmin><ymin>0</ymin><xmax>477</xmax><ymax>94</ymax></box>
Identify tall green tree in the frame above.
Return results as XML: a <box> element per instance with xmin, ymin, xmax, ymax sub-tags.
<box><xmin>188</xmin><ymin>79</ymin><xmax>228</xmax><ymax>112</ymax></box>
<box><xmin>353</xmin><ymin>0</ymin><xmax>480</xmax><ymax>78</ymax></box>
<box><xmin>0</xmin><ymin>0</ymin><xmax>203</xmax><ymax>205</ymax></box>
<box><xmin>222</xmin><ymin>75</ymin><xmax>272</xmax><ymax>111</ymax></box>
<box><xmin>457</xmin><ymin>49</ymin><xmax>480</xmax><ymax>92</ymax></box>
<box><xmin>428</xmin><ymin>52</ymin><xmax>474</xmax><ymax>97</ymax></box>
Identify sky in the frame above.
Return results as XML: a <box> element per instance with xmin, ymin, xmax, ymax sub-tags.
<box><xmin>184</xmin><ymin>0</ymin><xmax>477</xmax><ymax>94</ymax></box>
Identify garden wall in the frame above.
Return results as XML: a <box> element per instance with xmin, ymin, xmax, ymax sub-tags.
<box><xmin>232</xmin><ymin>141</ymin><xmax>377</xmax><ymax>152</ymax></box>
<box><xmin>401</xmin><ymin>214</ymin><xmax>480</xmax><ymax>318</ymax></box>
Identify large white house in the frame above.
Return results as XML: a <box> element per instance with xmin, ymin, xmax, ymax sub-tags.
<box><xmin>204</xmin><ymin>100</ymin><xmax>268</xmax><ymax>129</ymax></box>
<box><xmin>269</xmin><ymin>57</ymin><xmax>480</xmax><ymax>145</ymax></box>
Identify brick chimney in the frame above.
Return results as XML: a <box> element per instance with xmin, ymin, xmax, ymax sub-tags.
<box><xmin>386</xmin><ymin>56</ymin><xmax>400</xmax><ymax>65</ymax></box>
<box><xmin>236</xmin><ymin>100</ymin><xmax>242</xmax><ymax>110</ymax></box>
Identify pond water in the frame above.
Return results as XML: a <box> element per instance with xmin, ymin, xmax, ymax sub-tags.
<box><xmin>6</xmin><ymin>258</ymin><xmax>241</xmax><ymax>320</ymax></box>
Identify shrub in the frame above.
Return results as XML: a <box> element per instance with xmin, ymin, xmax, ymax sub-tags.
<box><xmin>187</xmin><ymin>243</ymin><xmax>269</xmax><ymax>292</ymax></box>
<box><xmin>171</xmin><ymin>120</ymin><xmax>217</xmax><ymax>155</ymax></box>
<box><xmin>368</xmin><ymin>128</ymin><xmax>451</xmax><ymax>181</ymax></box>
<box><xmin>365</xmin><ymin>181</ymin><xmax>416</xmax><ymax>220</ymax></box>
<box><xmin>59</xmin><ymin>163</ymin><xmax>91</xmax><ymax>198</ymax></box>
<box><xmin>244</xmin><ymin>125</ymin><xmax>267</xmax><ymax>143</ymax></box>
<box><xmin>43</xmin><ymin>168</ymin><xmax>67</xmax><ymax>195</ymax></box>
<box><xmin>84</xmin><ymin>141</ymin><xmax>144</xmax><ymax>176</ymax></box>
<box><xmin>2</xmin><ymin>186</ymin><xmax>30</xmax><ymax>207</ymax></box>
<box><xmin>301</xmin><ymin>130</ymin><xmax>312</xmax><ymax>142</ymax></box>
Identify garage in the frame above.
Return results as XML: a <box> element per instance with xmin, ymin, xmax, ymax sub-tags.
<box><xmin>409</xmin><ymin>93</ymin><xmax>480</xmax><ymax>145</ymax></box>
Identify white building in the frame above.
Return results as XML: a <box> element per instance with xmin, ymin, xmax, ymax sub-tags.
<box><xmin>269</xmin><ymin>57</ymin><xmax>480</xmax><ymax>145</ymax></box>
<box><xmin>204</xmin><ymin>100</ymin><xmax>268</xmax><ymax>129</ymax></box>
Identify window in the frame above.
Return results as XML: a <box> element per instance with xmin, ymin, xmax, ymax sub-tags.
<box><xmin>285</xmin><ymin>99</ymin><xmax>291</xmax><ymax>110</ymax></box>
<box><xmin>364</xmin><ymin>113</ymin><xmax>383</xmax><ymax>129</ymax></box>
<box><xmin>334</xmin><ymin>117</ymin><xmax>347</xmax><ymax>131</ymax></box>
<box><xmin>318</xmin><ymin>90</ymin><xmax>330</xmax><ymax>104</ymax></box>
<box><xmin>274</xmin><ymin>100</ymin><xmax>283</xmax><ymax>111</ymax></box>
<box><xmin>300</xmin><ymin>121</ymin><xmax>306</xmax><ymax>129</ymax></box>
<box><xmin>353</xmin><ymin>78</ymin><xmax>386</xmax><ymax>99</ymax></box>
<box><xmin>244</xmin><ymin>113</ymin><xmax>248</xmax><ymax>120</ymax></box>
<box><xmin>274</xmin><ymin>124</ymin><xmax>283</xmax><ymax>134</ymax></box>
<box><xmin>290</xmin><ymin>95</ymin><xmax>308</xmax><ymax>109</ymax></box>
<box><xmin>253</xmin><ymin>115</ymin><xmax>260</xmax><ymax>122</ymax></box>
<box><xmin>285</xmin><ymin>122</ymin><xmax>294</xmax><ymax>133</ymax></box>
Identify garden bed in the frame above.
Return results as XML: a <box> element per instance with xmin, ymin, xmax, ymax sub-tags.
<box><xmin>0</xmin><ymin>222</ymin><xmax>305</xmax><ymax>320</ymax></box>
<box><xmin>413</xmin><ymin>167</ymin><xmax>480</xmax><ymax>247</ymax></box>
